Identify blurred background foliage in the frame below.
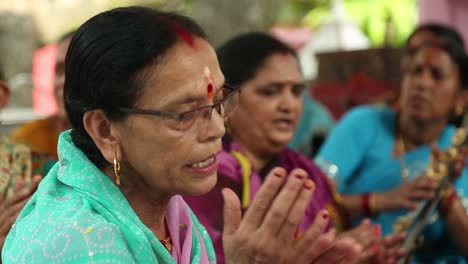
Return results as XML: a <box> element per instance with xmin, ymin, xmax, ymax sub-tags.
<box><xmin>277</xmin><ymin>0</ymin><xmax>417</xmax><ymax>47</ymax></box>
<box><xmin>0</xmin><ymin>0</ymin><xmax>417</xmax><ymax>107</ymax></box>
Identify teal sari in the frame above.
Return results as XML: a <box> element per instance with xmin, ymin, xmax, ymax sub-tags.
<box><xmin>2</xmin><ymin>130</ymin><xmax>216</xmax><ymax>263</ymax></box>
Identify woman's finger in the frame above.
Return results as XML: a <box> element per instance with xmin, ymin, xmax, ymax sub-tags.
<box><xmin>409</xmin><ymin>190</ymin><xmax>435</xmax><ymax>200</ymax></box>
<box><xmin>259</xmin><ymin>169</ymin><xmax>308</xmax><ymax>235</ymax></box>
<box><xmin>298</xmin><ymin>222</ymin><xmax>333</xmax><ymax>261</ymax></box>
<box><xmin>303</xmin><ymin>229</ymin><xmax>335</xmax><ymax>262</ymax></box>
<box><xmin>300</xmin><ymin>210</ymin><xmax>330</xmax><ymax>244</ymax></box>
<box><xmin>403</xmin><ymin>200</ymin><xmax>419</xmax><ymax>210</ymax></box>
<box><xmin>358</xmin><ymin>230</ymin><xmax>377</xmax><ymax>250</ymax></box>
<box><xmin>29</xmin><ymin>175</ymin><xmax>42</xmax><ymax>191</ymax></box>
<box><xmin>3</xmin><ymin>188</ymin><xmax>31</xmax><ymax>207</ymax></box>
<box><xmin>0</xmin><ymin>199</ymin><xmax>28</xmax><ymax>238</ymax></box>
<box><xmin>240</xmin><ymin>167</ymin><xmax>287</xmax><ymax>230</ymax></box>
<box><xmin>357</xmin><ymin>245</ymin><xmax>379</xmax><ymax>263</ymax></box>
<box><xmin>340</xmin><ymin>220</ymin><xmax>375</xmax><ymax>250</ymax></box>
<box><xmin>314</xmin><ymin>237</ymin><xmax>362</xmax><ymax>264</ymax></box>
<box><xmin>383</xmin><ymin>232</ymin><xmax>406</xmax><ymax>247</ymax></box>
<box><xmin>413</xmin><ymin>176</ymin><xmax>436</xmax><ymax>190</ymax></box>
<box><xmin>13</xmin><ymin>178</ymin><xmax>26</xmax><ymax>192</ymax></box>
<box><xmin>371</xmin><ymin>243</ymin><xmax>391</xmax><ymax>264</ymax></box>
<box><xmin>277</xmin><ymin>178</ymin><xmax>315</xmax><ymax>240</ymax></box>
<box><xmin>4</xmin><ymin>199</ymin><xmax>28</xmax><ymax>219</ymax></box>
<box><xmin>222</xmin><ymin>188</ymin><xmax>242</xmax><ymax>236</ymax></box>
<box><xmin>384</xmin><ymin>245</ymin><xmax>405</xmax><ymax>261</ymax></box>
<box><xmin>383</xmin><ymin>233</ymin><xmax>406</xmax><ymax>258</ymax></box>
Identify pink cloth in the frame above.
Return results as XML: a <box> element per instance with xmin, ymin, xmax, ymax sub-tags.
<box><xmin>167</xmin><ymin>195</ymin><xmax>214</xmax><ymax>264</ymax></box>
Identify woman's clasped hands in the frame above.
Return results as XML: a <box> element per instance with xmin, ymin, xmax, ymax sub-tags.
<box><xmin>222</xmin><ymin>167</ymin><xmax>362</xmax><ymax>264</ymax></box>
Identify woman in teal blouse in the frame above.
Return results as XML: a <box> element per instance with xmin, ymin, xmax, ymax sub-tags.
<box><xmin>318</xmin><ymin>24</ymin><xmax>468</xmax><ymax>263</ymax></box>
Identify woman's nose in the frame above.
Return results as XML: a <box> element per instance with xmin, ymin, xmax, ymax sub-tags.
<box><xmin>278</xmin><ymin>90</ymin><xmax>298</xmax><ymax>112</ymax></box>
<box><xmin>200</xmin><ymin>108</ymin><xmax>226</xmax><ymax>142</ymax></box>
<box><xmin>413</xmin><ymin>69</ymin><xmax>434</xmax><ymax>91</ymax></box>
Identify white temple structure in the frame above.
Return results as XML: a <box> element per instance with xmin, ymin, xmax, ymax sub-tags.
<box><xmin>299</xmin><ymin>0</ymin><xmax>370</xmax><ymax>80</ymax></box>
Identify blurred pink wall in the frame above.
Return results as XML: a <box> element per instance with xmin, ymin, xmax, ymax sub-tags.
<box><xmin>419</xmin><ymin>0</ymin><xmax>468</xmax><ymax>48</ymax></box>
<box><xmin>32</xmin><ymin>44</ymin><xmax>57</xmax><ymax>115</ymax></box>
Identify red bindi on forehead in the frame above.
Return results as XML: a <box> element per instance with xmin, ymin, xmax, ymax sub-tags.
<box><xmin>419</xmin><ymin>45</ymin><xmax>444</xmax><ymax>66</ymax></box>
<box><xmin>423</xmin><ymin>52</ymin><xmax>433</xmax><ymax>66</ymax></box>
<box><xmin>204</xmin><ymin>67</ymin><xmax>214</xmax><ymax>98</ymax></box>
<box><xmin>207</xmin><ymin>83</ymin><xmax>214</xmax><ymax>97</ymax></box>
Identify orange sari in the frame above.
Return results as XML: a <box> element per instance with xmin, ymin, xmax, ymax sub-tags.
<box><xmin>11</xmin><ymin>118</ymin><xmax>59</xmax><ymax>159</ymax></box>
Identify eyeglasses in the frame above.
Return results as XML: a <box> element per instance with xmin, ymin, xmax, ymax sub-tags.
<box><xmin>118</xmin><ymin>84</ymin><xmax>240</xmax><ymax>132</ymax></box>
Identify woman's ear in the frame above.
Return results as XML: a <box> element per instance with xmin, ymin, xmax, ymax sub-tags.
<box><xmin>0</xmin><ymin>81</ymin><xmax>11</xmax><ymax>110</ymax></box>
<box><xmin>83</xmin><ymin>110</ymin><xmax>121</xmax><ymax>164</ymax></box>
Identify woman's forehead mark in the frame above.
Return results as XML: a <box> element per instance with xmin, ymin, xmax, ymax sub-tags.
<box><xmin>204</xmin><ymin>66</ymin><xmax>214</xmax><ymax>99</ymax></box>
<box><xmin>172</xmin><ymin>23</ymin><xmax>195</xmax><ymax>48</ymax></box>
<box><xmin>423</xmin><ymin>51</ymin><xmax>434</xmax><ymax>66</ymax></box>
<box><xmin>422</xmin><ymin>44</ymin><xmax>443</xmax><ymax>66</ymax></box>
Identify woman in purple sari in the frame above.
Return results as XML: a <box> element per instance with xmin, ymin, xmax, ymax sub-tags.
<box><xmin>184</xmin><ymin>33</ymin><xmax>405</xmax><ymax>263</ymax></box>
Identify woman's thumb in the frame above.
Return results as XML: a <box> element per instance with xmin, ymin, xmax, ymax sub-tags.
<box><xmin>222</xmin><ymin>188</ymin><xmax>242</xmax><ymax>236</ymax></box>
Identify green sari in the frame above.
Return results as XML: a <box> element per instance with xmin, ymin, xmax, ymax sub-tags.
<box><xmin>2</xmin><ymin>130</ymin><xmax>215</xmax><ymax>263</ymax></box>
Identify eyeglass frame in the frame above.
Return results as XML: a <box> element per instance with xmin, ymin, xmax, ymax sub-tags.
<box><xmin>117</xmin><ymin>84</ymin><xmax>241</xmax><ymax>125</ymax></box>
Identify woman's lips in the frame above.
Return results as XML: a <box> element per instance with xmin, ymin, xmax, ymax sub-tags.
<box><xmin>273</xmin><ymin>119</ymin><xmax>295</xmax><ymax>132</ymax></box>
<box><xmin>408</xmin><ymin>94</ymin><xmax>431</xmax><ymax>108</ymax></box>
<box><xmin>185</xmin><ymin>155</ymin><xmax>218</xmax><ymax>175</ymax></box>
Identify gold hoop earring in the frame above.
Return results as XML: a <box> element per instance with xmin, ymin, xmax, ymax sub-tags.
<box><xmin>113</xmin><ymin>152</ymin><xmax>121</xmax><ymax>186</ymax></box>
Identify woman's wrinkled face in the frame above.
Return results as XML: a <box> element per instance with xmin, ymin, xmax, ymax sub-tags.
<box><xmin>400</xmin><ymin>45</ymin><xmax>460</xmax><ymax>124</ymax></box>
<box><xmin>230</xmin><ymin>53</ymin><xmax>304</xmax><ymax>155</ymax></box>
<box><xmin>114</xmin><ymin>37</ymin><xmax>226</xmax><ymax>196</ymax></box>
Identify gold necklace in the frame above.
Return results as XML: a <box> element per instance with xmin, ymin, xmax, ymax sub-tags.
<box><xmin>397</xmin><ymin>133</ymin><xmax>437</xmax><ymax>180</ymax></box>
<box><xmin>159</xmin><ymin>236</ymin><xmax>172</xmax><ymax>253</ymax></box>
